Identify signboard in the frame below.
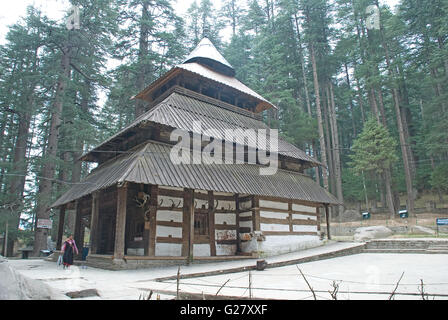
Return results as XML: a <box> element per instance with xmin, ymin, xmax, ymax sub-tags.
<box><xmin>436</xmin><ymin>218</ymin><xmax>448</xmax><ymax>226</ymax></box>
<box><xmin>37</xmin><ymin>219</ymin><xmax>52</xmax><ymax>229</ymax></box>
<box><xmin>362</xmin><ymin>212</ymin><xmax>370</xmax><ymax>220</ymax></box>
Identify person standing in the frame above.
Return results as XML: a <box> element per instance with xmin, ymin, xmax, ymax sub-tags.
<box><xmin>61</xmin><ymin>235</ymin><xmax>78</xmax><ymax>269</ymax></box>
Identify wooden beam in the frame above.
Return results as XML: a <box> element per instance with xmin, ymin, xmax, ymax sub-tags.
<box><xmin>56</xmin><ymin>205</ymin><xmax>66</xmax><ymax>251</ymax></box>
<box><xmin>262</xmin><ymin>231</ymin><xmax>318</xmax><ymax>236</ymax></box>
<box><xmin>258</xmin><ymin>207</ymin><xmax>317</xmax><ymax>216</ymax></box>
<box><xmin>235</xmin><ymin>195</ymin><xmax>241</xmax><ymax>253</ymax></box>
<box><xmin>239</xmin><ymin>227</ymin><xmax>251</xmax><ymax>233</ymax></box>
<box><xmin>89</xmin><ymin>191</ymin><xmax>100</xmax><ymax>254</ymax></box>
<box><xmin>189</xmin><ymin>189</ymin><xmax>195</xmax><ymax>261</ymax></box>
<box><xmin>325</xmin><ymin>204</ymin><xmax>331</xmax><ymax>240</ymax></box>
<box><xmin>148</xmin><ymin>185</ymin><xmax>158</xmax><ymax>256</ymax></box>
<box><xmin>79</xmin><ymin>222</ymin><xmax>85</xmax><ymax>259</ymax></box>
<box><xmin>217</xmin><ymin>239</ymin><xmax>238</xmax><ymax>245</ymax></box>
<box><xmin>156</xmin><ymin>236</ymin><xmax>183</xmax><ymax>244</ymax></box>
<box><xmin>258</xmin><ymin>195</ymin><xmax>319</xmax><ymax>208</ymax></box>
<box><xmin>73</xmin><ymin>199</ymin><xmax>83</xmax><ymax>259</ymax></box>
<box><xmin>288</xmin><ymin>201</ymin><xmax>293</xmax><ymax>233</ymax></box>
<box><xmin>142</xmin><ymin>184</ymin><xmax>150</xmax><ymax>256</ymax></box>
<box><xmin>215</xmin><ymin>224</ymin><xmax>238</xmax><ymax>230</ymax></box>
<box><xmin>156</xmin><ymin>220</ymin><xmax>183</xmax><ymax>228</ymax></box>
<box><xmin>114</xmin><ymin>183</ymin><xmax>128</xmax><ymax>259</ymax></box>
<box><xmin>208</xmin><ymin>191</ymin><xmax>216</xmax><ymax>256</ymax></box>
<box><xmin>182</xmin><ymin>188</ymin><xmax>194</xmax><ymax>259</ymax></box>
<box><xmin>291</xmin><ymin>219</ymin><xmax>317</xmax><ymax>226</ymax></box>
<box><xmin>316</xmin><ymin>207</ymin><xmax>321</xmax><ymax>232</ymax></box>
<box><xmin>260</xmin><ymin>217</ymin><xmax>290</xmax><ymax>225</ymax></box>
<box><xmin>158</xmin><ymin>188</ymin><xmax>185</xmax><ymax>198</ymax></box>
<box><xmin>252</xmin><ymin>196</ymin><xmax>260</xmax><ymax>231</ymax></box>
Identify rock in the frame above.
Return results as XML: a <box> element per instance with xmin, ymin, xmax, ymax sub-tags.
<box><xmin>340</xmin><ymin>209</ymin><xmax>362</xmax><ymax>222</ymax></box>
<box><xmin>66</xmin><ymin>288</ymin><xmax>100</xmax><ymax>299</ymax></box>
<box><xmin>410</xmin><ymin>226</ymin><xmax>436</xmax><ymax>235</ymax></box>
<box><xmin>354</xmin><ymin>226</ymin><xmax>393</xmax><ymax>241</ymax></box>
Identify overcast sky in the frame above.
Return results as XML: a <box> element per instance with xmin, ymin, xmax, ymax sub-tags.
<box><xmin>0</xmin><ymin>0</ymin><xmax>199</xmax><ymax>44</ymax></box>
<box><xmin>0</xmin><ymin>0</ymin><xmax>401</xmax><ymax>45</ymax></box>
<box><xmin>0</xmin><ymin>0</ymin><xmax>401</xmax><ymax>107</ymax></box>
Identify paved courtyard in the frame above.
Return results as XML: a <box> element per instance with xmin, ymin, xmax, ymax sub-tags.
<box><xmin>157</xmin><ymin>253</ymin><xmax>448</xmax><ymax>300</ymax></box>
<box><xmin>5</xmin><ymin>246</ymin><xmax>448</xmax><ymax>300</ymax></box>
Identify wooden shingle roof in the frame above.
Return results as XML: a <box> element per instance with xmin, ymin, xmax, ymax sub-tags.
<box><xmin>82</xmin><ymin>88</ymin><xmax>320</xmax><ymax>167</ymax></box>
<box><xmin>52</xmin><ymin>140</ymin><xmax>339</xmax><ymax>208</ymax></box>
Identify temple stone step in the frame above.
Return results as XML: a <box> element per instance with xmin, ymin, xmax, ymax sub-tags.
<box><xmin>364</xmin><ymin>239</ymin><xmax>448</xmax><ymax>253</ymax></box>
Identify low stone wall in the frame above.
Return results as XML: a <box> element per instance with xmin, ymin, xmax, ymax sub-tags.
<box><xmin>329</xmin><ymin>225</ymin><xmax>448</xmax><ymax>237</ymax></box>
<box><xmin>363</xmin><ymin>238</ymin><xmax>448</xmax><ymax>254</ymax></box>
<box><xmin>365</xmin><ymin>239</ymin><xmax>448</xmax><ymax>250</ymax></box>
<box><xmin>85</xmin><ymin>254</ymin><xmax>259</xmax><ymax>270</ymax></box>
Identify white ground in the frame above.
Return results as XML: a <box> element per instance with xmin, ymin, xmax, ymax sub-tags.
<box><xmin>5</xmin><ymin>242</ymin><xmax>448</xmax><ymax>300</ymax></box>
<box><xmin>163</xmin><ymin>253</ymin><xmax>448</xmax><ymax>300</ymax></box>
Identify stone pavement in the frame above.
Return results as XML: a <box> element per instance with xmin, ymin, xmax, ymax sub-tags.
<box><xmin>5</xmin><ymin>241</ymin><xmax>363</xmax><ymax>300</ymax></box>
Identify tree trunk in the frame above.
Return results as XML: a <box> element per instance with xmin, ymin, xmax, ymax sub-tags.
<box><xmin>376</xmin><ymin>14</ymin><xmax>415</xmax><ymax>216</ymax></box>
<box><xmin>303</xmin><ymin>5</ymin><xmax>329</xmax><ymax>191</ymax></box>
<box><xmin>323</xmin><ymin>84</ymin><xmax>335</xmax><ymax>194</ymax></box>
<box><xmin>375</xmin><ymin>88</ymin><xmax>387</xmax><ymax>126</ymax></box>
<box><xmin>294</xmin><ymin>13</ymin><xmax>312</xmax><ymax>116</ymax></box>
<box><xmin>135</xmin><ymin>1</ymin><xmax>150</xmax><ymax>118</ymax></box>
<box><xmin>6</xmin><ymin>104</ymin><xmax>32</xmax><ymax>256</ymax></box>
<box><xmin>368</xmin><ymin>88</ymin><xmax>380</xmax><ymax>123</ymax></box>
<box><xmin>312</xmin><ymin>141</ymin><xmax>320</xmax><ymax>184</ymax></box>
<box><xmin>384</xmin><ymin>169</ymin><xmax>396</xmax><ymax>217</ymax></box>
<box><xmin>33</xmin><ymin>42</ymin><xmax>72</xmax><ymax>256</ymax></box>
<box><xmin>370</xmin><ymin>1</ymin><xmax>414</xmax><ymax>217</ymax></box>
<box><xmin>67</xmin><ymin>81</ymin><xmax>91</xmax><ymax>234</ymax></box>
<box><xmin>397</xmin><ymin>55</ymin><xmax>418</xmax><ymax>198</ymax></box>
<box><xmin>344</xmin><ymin>62</ymin><xmax>357</xmax><ymax>137</ymax></box>
<box><xmin>354</xmin><ymin>75</ymin><xmax>366</xmax><ymax>123</ymax></box>
<box><xmin>292</xmin><ymin>13</ymin><xmax>320</xmax><ymax>182</ymax></box>
<box><xmin>309</xmin><ymin>42</ymin><xmax>329</xmax><ymax>191</ymax></box>
<box><xmin>355</xmin><ymin>8</ymin><xmax>380</xmax><ymax>124</ymax></box>
<box><xmin>0</xmin><ymin>111</ymin><xmax>11</xmax><ymax>193</ymax></box>
<box><xmin>329</xmin><ymin>81</ymin><xmax>344</xmax><ymax>215</ymax></box>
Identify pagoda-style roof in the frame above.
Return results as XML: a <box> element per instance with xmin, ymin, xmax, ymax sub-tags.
<box><xmin>133</xmin><ymin>38</ymin><xmax>276</xmax><ymax>113</ymax></box>
<box><xmin>52</xmin><ymin>38</ymin><xmax>338</xmax><ymax>213</ymax></box>
<box><xmin>52</xmin><ymin>139</ymin><xmax>339</xmax><ymax>208</ymax></box>
<box><xmin>82</xmin><ymin>87</ymin><xmax>319</xmax><ymax>168</ymax></box>
<box><xmin>183</xmin><ymin>38</ymin><xmax>235</xmax><ymax>77</ymax></box>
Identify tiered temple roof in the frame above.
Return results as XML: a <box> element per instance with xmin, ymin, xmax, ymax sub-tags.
<box><xmin>52</xmin><ymin>38</ymin><xmax>338</xmax><ymax>209</ymax></box>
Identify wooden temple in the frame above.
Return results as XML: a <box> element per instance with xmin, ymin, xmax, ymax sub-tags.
<box><xmin>51</xmin><ymin>38</ymin><xmax>339</xmax><ymax>269</ymax></box>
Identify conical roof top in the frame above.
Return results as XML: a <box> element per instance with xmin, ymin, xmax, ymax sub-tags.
<box><xmin>183</xmin><ymin>38</ymin><xmax>235</xmax><ymax>77</ymax></box>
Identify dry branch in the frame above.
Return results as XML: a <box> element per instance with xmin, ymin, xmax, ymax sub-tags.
<box><xmin>297</xmin><ymin>266</ymin><xmax>317</xmax><ymax>300</ymax></box>
<box><xmin>388</xmin><ymin>272</ymin><xmax>404</xmax><ymax>300</ymax></box>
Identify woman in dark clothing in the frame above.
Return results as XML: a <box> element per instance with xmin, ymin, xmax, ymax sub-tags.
<box><xmin>61</xmin><ymin>235</ymin><xmax>78</xmax><ymax>269</ymax></box>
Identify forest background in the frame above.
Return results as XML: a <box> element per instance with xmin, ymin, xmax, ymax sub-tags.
<box><xmin>0</xmin><ymin>0</ymin><xmax>447</xmax><ymax>256</ymax></box>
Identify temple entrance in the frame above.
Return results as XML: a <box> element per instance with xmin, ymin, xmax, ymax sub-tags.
<box><xmin>97</xmin><ymin>214</ymin><xmax>115</xmax><ymax>254</ymax></box>
<box><xmin>194</xmin><ymin>210</ymin><xmax>210</xmax><ymax>243</ymax></box>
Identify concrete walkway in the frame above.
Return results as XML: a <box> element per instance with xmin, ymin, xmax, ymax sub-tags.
<box><xmin>5</xmin><ymin>241</ymin><xmax>363</xmax><ymax>300</ymax></box>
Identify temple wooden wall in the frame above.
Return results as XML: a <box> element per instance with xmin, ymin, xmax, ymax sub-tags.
<box><xmin>89</xmin><ymin>183</ymin><xmax>322</xmax><ymax>259</ymax></box>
